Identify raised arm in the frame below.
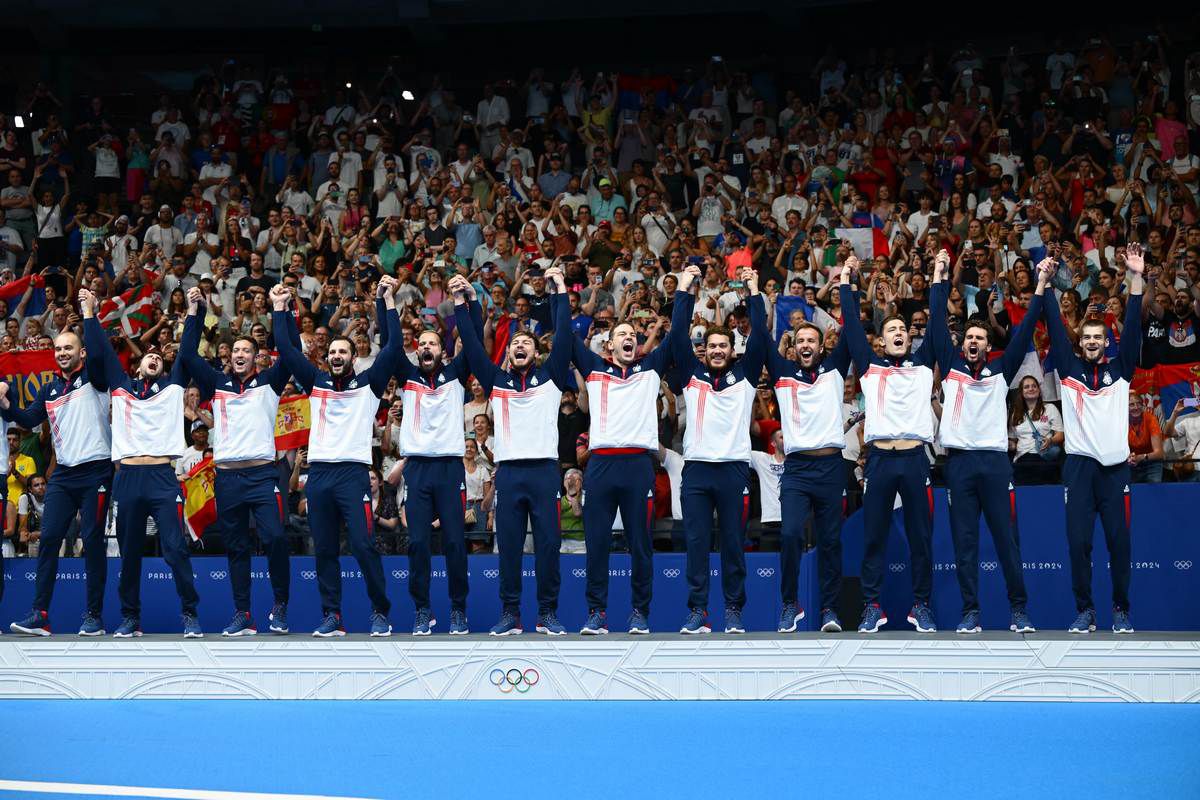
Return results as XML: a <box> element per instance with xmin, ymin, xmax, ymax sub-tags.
<box><xmin>1117</xmin><ymin>243</ymin><xmax>1145</xmax><ymax>381</ymax></box>
<box><xmin>363</xmin><ymin>276</ymin><xmax>406</xmax><ymax>396</ymax></box>
<box><xmin>270</xmin><ymin>286</ymin><xmax>318</xmax><ymax>393</ymax></box>
<box><xmin>837</xmin><ymin>257</ymin><xmax>873</xmax><ymax>377</ymax></box>
<box><xmin>543</xmin><ymin>267</ymin><xmax>574</xmax><ymax>390</ymax></box>
<box><xmin>669</xmin><ymin>265</ymin><xmax>703</xmax><ymax>375</ymax></box>
<box><xmin>0</xmin><ymin>379</ymin><xmax>48</xmax><ymax>430</ymax></box>
<box><xmin>79</xmin><ymin>289</ymin><xmax>126</xmax><ymax>391</ymax></box>
<box><xmin>924</xmin><ymin>250</ymin><xmax>955</xmax><ymax>371</ymax></box>
<box><xmin>738</xmin><ymin>267</ymin><xmax>767</xmax><ymax>383</ymax></box>
<box><xmin>748</xmin><ymin>288</ymin><xmax>789</xmax><ymax>381</ymax></box>
<box><xmin>1035</xmin><ymin>257</ymin><xmax>1076</xmax><ymax>376</ymax></box>
<box><xmin>998</xmin><ymin>292</ymin><xmax>1045</xmax><ymax>383</ymax></box>
<box><xmin>448</xmin><ymin>275</ymin><xmax>501</xmax><ymax>393</ymax></box>
<box><xmin>181</xmin><ymin>288</ymin><xmax>221</xmax><ymax>398</ymax></box>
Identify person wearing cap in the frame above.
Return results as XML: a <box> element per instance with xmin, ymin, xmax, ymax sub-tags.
<box><xmin>669</xmin><ymin>265</ymin><xmax>767</xmax><ymax>636</ymax></box>
<box><xmin>143</xmin><ymin>204</ymin><xmax>182</xmax><ymax>261</ymax></box>
<box><xmin>537</xmin><ymin>151</ymin><xmax>570</xmax><ymax>199</ymax></box>
<box><xmin>104</xmin><ymin>215</ymin><xmax>139</xmax><ymax>273</ymax></box>
<box><xmin>592</xmin><ymin>178</ymin><xmax>626</xmax><ymax>224</ymax></box>
<box><xmin>76</xmin><ymin>288</ymin><xmax>204</xmax><ymax>638</ymax></box>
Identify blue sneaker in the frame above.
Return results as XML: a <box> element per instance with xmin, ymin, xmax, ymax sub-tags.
<box><xmin>580</xmin><ymin>609</ymin><xmax>608</xmax><ymax>635</ymax></box>
<box><xmin>628</xmin><ymin>609</ymin><xmax>650</xmax><ymax>635</ymax></box>
<box><xmin>907</xmin><ymin>603</ymin><xmax>937</xmax><ymax>633</ymax></box>
<box><xmin>956</xmin><ymin>610</ymin><xmax>982</xmax><ymax>634</ymax></box>
<box><xmin>1068</xmin><ymin>609</ymin><xmax>1096</xmax><ymax>634</ymax></box>
<box><xmin>370</xmin><ymin>612</ymin><xmax>392</xmax><ymax>637</ymax></box>
<box><xmin>724</xmin><ymin>607</ymin><xmax>745</xmax><ymax>634</ymax></box>
<box><xmin>1112</xmin><ymin>609</ymin><xmax>1134</xmax><ymax>634</ymax></box>
<box><xmin>182</xmin><ymin>614</ymin><xmax>203</xmax><ymax>638</ymax></box>
<box><xmin>10</xmin><ymin>609</ymin><xmax>50</xmax><ymax>637</ymax></box>
<box><xmin>268</xmin><ymin>603</ymin><xmax>289</xmax><ymax>634</ymax></box>
<box><xmin>449</xmin><ymin>609</ymin><xmax>469</xmax><ymax>635</ymax></box>
<box><xmin>489</xmin><ymin>610</ymin><xmax>522</xmax><ymax>637</ymax></box>
<box><xmin>777</xmin><ymin>603</ymin><xmax>804</xmax><ymax>633</ymax></box>
<box><xmin>412</xmin><ymin>608</ymin><xmax>435</xmax><ymax>636</ymax></box>
<box><xmin>858</xmin><ymin>603</ymin><xmax>887</xmax><ymax>634</ymax></box>
<box><xmin>313</xmin><ymin>612</ymin><xmax>345</xmax><ymax>638</ymax></box>
<box><xmin>79</xmin><ymin>613</ymin><xmax>106</xmax><ymax>637</ymax></box>
<box><xmin>535</xmin><ymin>611</ymin><xmax>566</xmax><ymax>636</ymax></box>
<box><xmin>221</xmin><ymin>611</ymin><xmax>257</xmax><ymax>637</ymax></box>
<box><xmin>820</xmin><ymin>609</ymin><xmax>842</xmax><ymax>633</ymax></box>
<box><xmin>1009</xmin><ymin>609</ymin><xmax>1035</xmax><ymax>634</ymax></box>
<box><xmin>679</xmin><ymin>608</ymin><xmax>710</xmax><ymax>635</ymax></box>
<box><xmin>113</xmin><ymin>617</ymin><xmax>142</xmax><ymax>638</ymax></box>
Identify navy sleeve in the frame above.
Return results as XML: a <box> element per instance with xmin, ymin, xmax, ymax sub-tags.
<box><xmin>453</xmin><ymin>301</ymin><xmax>502</xmax><ymax>394</ymax></box>
<box><xmin>2</xmin><ymin>381</ymin><xmax>48</xmax><ymax>429</ymax></box>
<box><xmin>375</xmin><ymin>298</ymin><xmax>389</xmax><ymax>348</ymax></box>
<box><xmin>739</xmin><ymin>301</ymin><xmax>768</xmax><ymax>387</ymax></box>
<box><xmin>924</xmin><ymin>281</ymin><xmax>955</xmax><ymax>372</ymax></box>
<box><xmin>570</xmin><ymin>326</ymin><xmax>605</xmax><ymax>377</ymax></box>
<box><xmin>998</xmin><ymin>294</ymin><xmax>1044</xmax><ymax>382</ymax></box>
<box><xmin>1117</xmin><ymin>293</ymin><xmax>1143</xmax><ymax>381</ymax></box>
<box><xmin>181</xmin><ymin>306</ymin><xmax>221</xmax><ymax>399</ymax></box>
<box><xmin>668</xmin><ymin>290</ymin><xmax>700</xmax><ymax>376</ymax></box>
<box><xmin>827</xmin><ymin>328</ymin><xmax>852</xmax><ymax>377</ymax></box>
<box><xmin>169</xmin><ymin>312</ymin><xmax>203</xmax><ymax>387</ymax></box>
<box><xmin>749</xmin><ymin>293</ymin><xmax>791</xmax><ymax>382</ymax></box>
<box><xmin>366</xmin><ymin>318</ymin><xmax>405</xmax><ymax>397</ymax></box>
<box><xmin>545</xmin><ymin>293</ymin><xmax>574</xmax><ymax>390</ymax></box>
<box><xmin>1041</xmin><ymin>291</ymin><xmax>1079</xmax><ymax>377</ymax></box>
<box><xmin>272</xmin><ymin>310</ymin><xmax>318</xmax><ymax>393</ymax></box>
<box><xmin>83</xmin><ymin>317</ymin><xmax>127</xmax><ymax>391</ymax></box>
<box><xmin>839</xmin><ymin>285</ymin><xmax>875</xmax><ymax>378</ymax></box>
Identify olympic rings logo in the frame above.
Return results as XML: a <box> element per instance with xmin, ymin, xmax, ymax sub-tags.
<box><xmin>392</xmin><ymin>570</ymin><xmax>409</xmax><ymax>580</ymax></box>
<box><xmin>483</xmin><ymin>569</ymin><xmax>499</xmax><ymax>579</ymax></box>
<box><xmin>300</xmin><ymin>571</ymin><xmax>316</xmax><ymax>580</ymax></box>
<box><xmin>662</xmin><ymin>568</ymin><xmax>681</xmax><ymax>578</ymax></box>
<box><xmin>25</xmin><ymin>572</ymin><xmax>36</xmax><ymax>582</ymax></box>
<box><xmin>1175</xmin><ymin>561</ymin><xmax>1193</xmax><ymax>570</ymax></box>
<box><xmin>571</xmin><ymin>569</ymin><xmax>586</xmax><ymax>578</ymax></box>
<box><xmin>209</xmin><ymin>571</ymin><xmax>228</xmax><ymax>580</ymax></box>
<box><xmin>490</xmin><ymin>667</ymin><xmax>540</xmax><ymax>694</ymax></box>
<box><xmin>981</xmin><ymin>561</ymin><xmax>998</xmax><ymax>572</ymax></box>
<box><xmin>888</xmin><ymin>563</ymin><xmax>906</xmax><ymax>573</ymax></box>
<box><xmin>756</xmin><ymin>568</ymin><xmax>775</xmax><ymax>578</ymax></box>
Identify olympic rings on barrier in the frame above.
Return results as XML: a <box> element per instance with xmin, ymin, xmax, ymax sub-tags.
<box><xmin>489</xmin><ymin>667</ymin><xmax>541</xmax><ymax>693</ymax></box>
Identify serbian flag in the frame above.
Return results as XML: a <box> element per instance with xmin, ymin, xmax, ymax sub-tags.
<box><xmin>1155</xmin><ymin>362</ymin><xmax>1200</xmax><ymax>419</ymax></box>
<box><xmin>181</xmin><ymin>456</ymin><xmax>217</xmax><ymax>541</ymax></box>
<box><xmin>274</xmin><ymin>393</ymin><xmax>311</xmax><ymax>451</ymax></box>
<box><xmin>99</xmin><ymin>284</ymin><xmax>158</xmax><ymax>336</ymax></box>
<box><xmin>0</xmin><ymin>274</ymin><xmax>45</xmax><ymax>304</ymax></box>
<box><xmin>835</xmin><ymin>226</ymin><xmax>890</xmax><ymax>260</ymax></box>
<box><xmin>0</xmin><ymin>349</ymin><xmax>58</xmax><ymax>408</ymax></box>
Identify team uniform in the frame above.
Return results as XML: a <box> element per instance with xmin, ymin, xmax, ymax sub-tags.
<box><xmin>840</xmin><ymin>284</ymin><xmax>938</xmax><ymax>632</ymax></box>
<box><xmin>669</xmin><ymin>290</ymin><xmax>766</xmax><ymax>634</ymax></box>
<box><xmin>1043</xmin><ymin>290</ymin><xmax>1142</xmax><ymax>632</ymax></box>
<box><xmin>84</xmin><ymin>315</ymin><xmax>202</xmax><ymax>635</ymax></box>
<box><xmin>384</xmin><ymin>299</ymin><xmax>484</xmax><ymax>634</ymax></box>
<box><xmin>455</xmin><ymin>293</ymin><xmax>572</xmax><ymax>635</ymax></box>
<box><xmin>927</xmin><ymin>290</ymin><xmax>1043</xmax><ymax>632</ymax></box>
<box><xmin>183</xmin><ymin>304</ymin><xmax>292</xmax><ymax>635</ymax></box>
<box><xmin>5</xmin><ymin>367</ymin><xmax>113</xmax><ymax>636</ymax></box>
<box><xmin>749</xmin><ymin>293</ymin><xmax>851</xmax><ymax>632</ymax></box>
<box><xmin>0</xmin><ymin>417</ymin><xmax>9</xmax><ymax>613</ymax></box>
<box><xmin>570</xmin><ymin>318</ymin><xmax>674</xmax><ymax>634</ymax></box>
<box><xmin>274</xmin><ymin>308</ymin><xmax>405</xmax><ymax>636</ymax></box>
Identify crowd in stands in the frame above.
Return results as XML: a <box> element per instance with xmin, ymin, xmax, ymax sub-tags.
<box><xmin>2</xmin><ymin>30</ymin><xmax>1200</xmax><ymax>559</ymax></box>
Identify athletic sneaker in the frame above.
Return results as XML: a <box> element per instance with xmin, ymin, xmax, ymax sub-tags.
<box><xmin>1009</xmin><ymin>609</ymin><xmax>1036</xmax><ymax>634</ymax></box>
<box><xmin>679</xmin><ymin>608</ymin><xmax>710</xmax><ymax>635</ymax></box>
<box><xmin>1112</xmin><ymin>609</ymin><xmax>1134</xmax><ymax>634</ymax></box>
<box><xmin>113</xmin><ymin>617</ymin><xmax>142</xmax><ymax>638</ymax></box>
<box><xmin>489</xmin><ymin>610</ymin><xmax>522</xmax><ymax>637</ymax></box>
<box><xmin>268</xmin><ymin>603</ymin><xmax>289</xmax><ymax>634</ymax></box>
<box><xmin>313</xmin><ymin>612</ymin><xmax>345</xmax><ymax>638</ymax></box>
<box><xmin>1068</xmin><ymin>609</ymin><xmax>1096</xmax><ymax>634</ymax></box>
<box><xmin>535</xmin><ymin>612</ymin><xmax>566</xmax><ymax>636</ymax></box>
<box><xmin>858</xmin><ymin>603</ymin><xmax>887</xmax><ymax>634</ymax></box>
<box><xmin>907</xmin><ymin>603</ymin><xmax>937</xmax><ymax>633</ymax></box>
<box><xmin>777</xmin><ymin>603</ymin><xmax>804</xmax><ymax>633</ymax></box>
<box><xmin>182</xmin><ymin>614</ymin><xmax>203</xmax><ymax>638</ymax></box>
<box><xmin>412</xmin><ymin>608</ymin><xmax>435</xmax><ymax>636</ymax></box>
<box><xmin>222</xmin><ymin>611</ymin><xmax>257</xmax><ymax>637</ymax></box>
<box><xmin>369</xmin><ymin>612</ymin><xmax>392</xmax><ymax>637</ymax></box>
<box><xmin>956</xmin><ymin>610</ymin><xmax>982</xmax><ymax>635</ymax></box>
<box><xmin>79</xmin><ymin>613</ymin><xmax>106</xmax><ymax>637</ymax></box>
<box><xmin>819</xmin><ymin>609</ymin><xmax>842</xmax><ymax>633</ymax></box>
<box><xmin>10</xmin><ymin>609</ymin><xmax>50</xmax><ymax>636</ymax></box>
<box><xmin>448</xmin><ymin>609</ymin><xmax>469</xmax><ymax>635</ymax></box>
<box><xmin>580</xmin><ymin>609</ymin><xmax>609</xmax><ymax>635</ymax></box>
<box><xmin>627</xmin><ymin>609</ymin><xmax>650</xmax><ymax>635</ymax></box>
<box><xmin>724</xmin><ymin>608</ymin><xmax>745</xmax><ymax>634</ymax></box>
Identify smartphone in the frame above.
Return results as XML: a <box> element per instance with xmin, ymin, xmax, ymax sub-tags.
<box><xmin>633</xmin><ymin>310</ymin><xmax>651</xmax><ymax>319</ymax></box>
<box><xmin>1183</xmin><ymin>398</ymin><xmax>1200</xmax><ymax>409</ymax></box>
<box><xmin>687</xmin><ymin>256</ymin><xmax>704</xmax><ymax>265</ymax></box>
<box><xmin>359</xmin><ymin>255</ymin><xmax>370</xmax><ymax>263</ymax></box>
<box><xmin>728</xmin><ymin>281</ymin><xmax>745</xmax><ymax>289</ymax></box>
<box><xmin>420</xmin><ymin>306</ymin><xmax>437</xmax><ymax>316</ymax></box>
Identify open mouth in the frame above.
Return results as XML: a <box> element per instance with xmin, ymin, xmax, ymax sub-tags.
<box><xmin>891</xmin><ymin>336</ymin><xmax>904</xmax><ymax>349</ymax></box>
<box><xmin>966</xmin><ymin>345</ymin><xmax>979</xmax><ymax>359</ymax></box>
<box><xmin>621</xmin><ymin>341</ymin><xmax>635</xmax><ymax>357</ymax></box>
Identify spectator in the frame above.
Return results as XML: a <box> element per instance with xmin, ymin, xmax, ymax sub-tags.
<box><xmin>1008</xmin><ymin>375</ymin><xmax>1064</xmax><ymax>485</ymax></box>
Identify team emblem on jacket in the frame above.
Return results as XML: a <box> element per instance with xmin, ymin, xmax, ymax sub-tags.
<box><xmin>74</xmin><ymin>378</ymin><xmax>82</xmax><ymax>388</ymax></box>
<box><xmin>50</xmin><ymin>388</ymin><xmax>58</xmax><ymax>396</ymax></box>
<box><xmin>152</xmin><ymin>383</ymin><xmax>160</xmax><ymax>392</ymax></box>
<box><xmin>980</xmin><ymin>368</ymin><xmax>991</xmax><ymax>377</ymax></box>
<box><xmin>1102</xmin><ymin>372</ymin><xmax>1112</xmax><ymax>385</ymax></box>
<box><xmin>530</xmin><ymin>375</ymin><xmax>539</xmax><ymax>385</ymax></box>
<box><xmin>349</xmin><ymin>380</ymin><xmax>358</xmax><ymax>389</ymax></box>
<box><xmin>726</xmin><ymin>373</ymin><xmax>735</xmax><ymax>385</ymax></box>
<box><xmin>902</xmin><ymin>361</ymin><xmax>913</xmax><ymax>367</ymax></box>
<box><xmin>632</xmin><ymin>364</ymin><xmax>642</xmax><ymax>372</ymax></box>
<box><xmin>438</xmin><ymin>374</ymin><xmax>446</xmax><ymax>384</ymax></box>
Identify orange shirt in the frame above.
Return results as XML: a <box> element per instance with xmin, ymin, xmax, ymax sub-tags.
<box><xmin>1128</xmin><ymin>413</ymin><xmax>1161</xmax><ymax>455</ymax></box>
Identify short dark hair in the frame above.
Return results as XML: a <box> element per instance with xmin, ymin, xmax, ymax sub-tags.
<box><xmin>704</xmin><ymin>325</ymin><xmax>734</xmax><ymax>347</ymax></box>
<box><xmin>963</xmin><ymin>320</ymin><xmax>992</xmax><ymax>343</ymax></box>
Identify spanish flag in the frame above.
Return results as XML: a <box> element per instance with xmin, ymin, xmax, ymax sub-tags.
<box><xmin>181</xmin><ymin>456</ymin><xmax>217</xmax><ymax>541</ymax></box>
<box><xmin>275</xmin><ymin>393</ymin><xmax>311</xmax><ymax>451</ymax></box>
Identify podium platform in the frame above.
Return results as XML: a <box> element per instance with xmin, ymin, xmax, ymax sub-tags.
<box><xmin>2</xmin><ymin>632</ymin><xmax>1197</xmax><ymax>702</ymax></box>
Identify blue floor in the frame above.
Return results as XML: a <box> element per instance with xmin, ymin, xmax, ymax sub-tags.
<box><xmin>0</xmin><ymin>700</ymin><xmax>1197</xmax><ymax>799</ymax></box>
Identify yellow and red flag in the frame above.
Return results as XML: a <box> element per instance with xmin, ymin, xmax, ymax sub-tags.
<box><xmin>274</xmin><ymin>393</ymin><xmax>311</xmax><ymax>451</ymax></box>
<box><xmin>181</xmin><ymin>456</ymin><xmax>217</xmax><ymax>541</ymax></box>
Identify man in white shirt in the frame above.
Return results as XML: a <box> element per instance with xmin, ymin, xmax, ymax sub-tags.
<box><xmin>476</xmin><ymin>84</ymin><xmax>511</xmax><ymax>158</ymax></box>
<box><xmin>276</xmin><ymin>174</ymin><xmax>315</xmax><ymax>218</ymax></box>
<box><xmin>975</xmin><ymin>184</ymin><xmax>1016</xmax><ymax>220</ymax></box>
<box><xmin>771</xmin><ymin>175</ymin><xmax>810</xmax><ymax>227</ymax></box>
<box><xmin>175</xmin><ymin>424</ymin><xmax>209</xmax><ymax>479</ymax></box>
<box><xmin>639</xmin><ymin>193</ymin><xmax>675</xmax><ymax>255</ymax></box>
<box><xmin>144</xmin><ymin>205</ymin><xmax>183</xmax><ymax>261</ymax></box>
<box><xmin>155</xmin><ymin>108</ymin><xmax>190</xmax><ymax>146</ymax></box>
<box><xmin>198</xmin><ymin>147</ymin><xmax>232</xmax><ymax>207</ymax></box>
<box><xmin>323</xmin><ymin>90</ymin><xmax>355</xmax><ymax>131</ymax></box>
<box><xmin>105</xmin><ymin>216</ymin><xmax>139</xmax><ymax>273</ymax></box>
<box><xmin>315</xmin><ymin>161</ymin><xmax>349</xmax><ymax>229</ymax></box>
<box><xmin>328</xmin><ymin>134</ymin><xmax>363</xmax><ymax>193</ymax></box>
<box><xmin>0</xmin><ymin>210</ymin><xmax>24</xmax><ymax>270</ymax></box>
<box><xmin>405</xmin><ymin>129</ymin><xmax>442</xmax><ymax>185</ymax></box>
<box><xmin>182</xmin><ymin>214</ymin><xmax>220</xmax><ymax>277</ymax></box>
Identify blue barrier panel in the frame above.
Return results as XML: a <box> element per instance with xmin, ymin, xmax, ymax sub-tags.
<box><xmin>841</xmin><ymin>484</ymin><xmax>1199</xmax><ymax>631</ymax></box>
<box><xmin>0</xmin><ymin>552</ymin><xmax>818</xmax><ymax>634</ymax></box>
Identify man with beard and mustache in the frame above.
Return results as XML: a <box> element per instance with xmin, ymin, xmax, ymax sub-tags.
<box><xmin>270</xmin><ymin>278</ymin><xmax>404</xmax><ymax>637</ymax></box>
<box><xmin>383</xmin><ymin>287</ymin><xmax>484</xmax><ymax>636</ymax></box>
<box><xmin>450</xmin><ymin>269</ymin><xmax>572</xmax><ymax>637</ymax></box>
<box><xmin>749</xmin><ymin>264</ymin><xmax>854</xmax><ymax>635</ymax></box>
<box><xmin>78</xmin><ymin>288</ymin><xmax>203</xmax><ymax>638</ymax></box>
<box><xmin>569</xmin><ymin>283</ymin><xmax>676</xmax><ymax>636</ymax></box>
<box><xmin>839</xmin><ymin>255</ymin><xmax>940</xmax><ymax>634</ymax></box>
<box><xmin>183</xmin><ymin>287</ymin><xmax>293</xmax><ymax>637</ymax></box>
<box><xmin>925</xmin><ymin>250</ymin><xmax>1044</xmax><ymax>636</ymax></box>
<box><xmin>3</xmin><ymin>330</ymin><xmax>113</xmax><ymax>637</ymax></box>
<box><xmin>1040</xmin><ymin>244</ymin><xmax>1145</xmax><ymax>634</ymax></box>
<box><xmin>669</xmin><ymin>264</ymin><xmax>768</xmax><ymax>636</ymax></box>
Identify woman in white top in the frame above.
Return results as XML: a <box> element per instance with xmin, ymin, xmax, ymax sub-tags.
<box><xmin>462</xmin><ymin>437</ymin><xmax>494</xmax><ymax>543</ymax></box>
<box><xmin>1008</xmin><ymin>375</ymin><xmax>1064</xmax><ymax>485</ymax></box>
<box><xmin>463</xmin><ymin>377</ymin><xmax>490</xmax><ymax>429</ymax></box>
<box><xmin>32</xmin><ymin>168</ymin><xmax>69</xmax><ymax>268</ymax></box>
